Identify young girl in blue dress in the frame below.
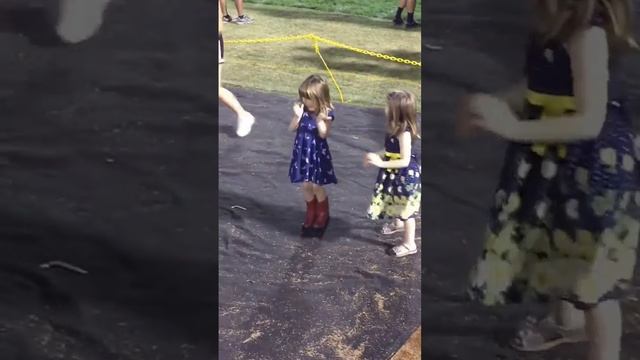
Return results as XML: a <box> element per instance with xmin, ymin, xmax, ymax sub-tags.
<box><xmin>459</xmin><ymin>1</ymin><xmax>639</xmax><ymax>358</ymax></box>
<box><xmin>365</xmin><ymin>90</ymin><xmax>421</xmax><ymax>257</ymax></box>
<box><xmin>289</xmin><ymin>74</ymin><xmax>337</xmax><ymax>238</ymax></box>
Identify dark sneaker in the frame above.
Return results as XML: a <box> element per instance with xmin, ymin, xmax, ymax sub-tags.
<box><xmin>222</xmin><ymin>15</ymin><xmax>233</xmax><ymax>23</ymax></box>
<box><xmin>393</xmin><ymin>17</ymin><xmax>404</xmax><ymax>26</ymax></box>
<box><xmin>406</xmin><ymin>20</ymin><xmax>421</xmax><ymax>28</ymax></box>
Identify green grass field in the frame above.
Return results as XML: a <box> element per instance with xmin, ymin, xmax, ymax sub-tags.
<box><xmin>243</xmin><ymin>0</ymin><xmax>422</xmax><ymax>21</ymax></box>
<box><xmin>221</xmin><ymin>3</ymin><xmax>421</xmax><ymax>109</ymax></box>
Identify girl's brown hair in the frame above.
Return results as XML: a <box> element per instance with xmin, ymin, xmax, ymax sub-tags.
<box><xmin>533</xmin><ymin>0</ymin><xmax>638</xmax><ymax>52</ymax></box>
<box><xmin>386</xmin><ymin>90</ymin><xmax>420</xmax><ymax>139</ymax></box>
<box><xmin>298</xmin><ymin>75</ymin><xmax>333</xmax><ymax>119</ymax></box>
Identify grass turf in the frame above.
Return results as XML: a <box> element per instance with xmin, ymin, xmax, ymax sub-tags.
<box><xmin>240</xmin><ymin>0</ymin><xmax>422</xmax><ymax>21</ymax></box>
<box><xmin>221</xmin><ymin>4</ymin><xmax>421</xmax><ymax>109</ymax></box>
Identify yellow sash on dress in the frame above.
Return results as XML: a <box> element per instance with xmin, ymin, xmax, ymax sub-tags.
<box><xmin>385</xmin><ymin>151</ymin><xmax>402</xmax><ymax>160</ymax></box>
<box><xmin>526</xmin><ymin>90</ymin><xmax>577</xmax><ymax>159</ymax></box>
<box><xmin>384</xmin><ymin>152</ymin><xmax>402</xmax><ymax>173</ymax></box>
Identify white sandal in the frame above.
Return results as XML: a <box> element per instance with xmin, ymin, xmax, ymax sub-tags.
<box><xmin>389</xmin><ymin>244</ymin><xmax>417</xmax><ymax>258</ymax></box>
<box><xmin>511</xmin><ymin>316</ymin><xmax>587</xmax><ymax>352</ymax></box>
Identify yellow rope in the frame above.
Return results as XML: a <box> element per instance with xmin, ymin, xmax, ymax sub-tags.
<box><xmin>224</xmin><ymin>33</ymin><xmax>420</xmax><ymax>103</ymax></box>
<box><xmin>310</xmin><ymin>34</ymin><xmax>421</xmax><ymax>67</ymax></box>
<box><xmin>225</xmin><ymin>33</ymin><xmax>421</xmax><ymax>67</ymax></box>
<box><xmin>225</xmin><ymin>33</ymin><xmax>311</xmax><ymax>45</ymax></box>
<box><xmin>313</xmin><ymin>40</ymin><xmax>345</xmax><ymax>103</ymax></box>
<box><xmin>228</xmin><ymin>59</ymin><xmax>420</xmax><ymax>87</ymax></box>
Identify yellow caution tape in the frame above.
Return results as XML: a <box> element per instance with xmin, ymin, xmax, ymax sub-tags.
<box><xmin>224</xmin><ymin>33</ymin><xmax>420</xmax><ymax>103</ymax></box>
<box><xmin>225</xmin><ymin>33</ymin><xmax>421</xmax><ymax>67</ymax></box>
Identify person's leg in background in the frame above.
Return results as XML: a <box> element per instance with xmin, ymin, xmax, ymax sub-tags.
<box><xmin>218</xmin><ymin>29</ymin><xmax>255</xmax><ymax>137</ymax></box>
<box><xmin>220</xmin><ymin>0</ymin><xmax>233</xmax><ymax>23</ymax></box>
<box><xmin>393</xmin><ymin>0</ymin><xmax>407</xmax><ymax>25</ymax></box>
<box><xmin>232</xmin><ymin>0</ymin><xmax>253</xmax><ymax>25</ymax></box>
<box><xmin>405</xmin><ymin>0</ymin><xmax>420</xmax><ymax>28</ymax></box>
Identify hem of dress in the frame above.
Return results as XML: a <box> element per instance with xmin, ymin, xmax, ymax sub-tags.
<box><xmin>290</xmin><ymin>179</ymin><xmax>338</xmax><ymax>185</ymax></box>
<box><xmin>367</xmin><ymin>213</ymin><xmax>420</xmax><ymax>221</ymax></box>
<box><xmin>468</xmin><ymin>284</ymin><xmax>633</xmax><ymax>310</ymax></box>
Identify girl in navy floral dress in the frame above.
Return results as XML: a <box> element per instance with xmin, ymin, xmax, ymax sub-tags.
<box><xmin>365</xmin><ymin>90</ymin><xmax>421</xmax><ymax>257</ymax></box>
<box><xmin>289</xmin><ymin>74</ymin><xmax>337</xmax><ymax>238</ymax></box>
<box><xmin>459</xmin><ymin>1</ymin><xmax>639</xmax><ymax>358</ymax></box>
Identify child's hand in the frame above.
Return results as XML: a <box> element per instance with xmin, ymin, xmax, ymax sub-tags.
<box><xmin>456</xmin><ymin>94</ymin><xmax>514</xmax><ymax>137</ymax></box>
<box><xmin>293</xmin><ymin>102</ymin><xmax>304</xmax><ymax>118</ymax></box>
<box><xmin>469</xmin><ymin>94</ymin><xmax>516</xmax><ymax>134</ymax></box>
<box><xmin>364</xmin><ymin>152</ymin><xmax>383</xmax><ymax>167</ymax></box>
<box><xmin>455</xmin><ymin>95</ymin><xmax>482</xmax><ymax>137</ymax></box>
<box><xmin>316</xmin><ymin>110</ymin><xmax>328</xmax><ymax>124</ymax></box>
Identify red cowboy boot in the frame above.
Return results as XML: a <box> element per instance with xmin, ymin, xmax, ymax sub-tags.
<box><xmin>312</xmin><ymin>197</ymin><xmax>330</xmax><ymax>238</ymax></box>
<box><xmin>301</xmin><ymin>196</ymin><xmax>318</xmax><ymax>237</ymax></box>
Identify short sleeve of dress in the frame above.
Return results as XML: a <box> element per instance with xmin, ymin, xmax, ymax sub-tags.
<box><xmin>328</xmin><ymin>109</ymin><xmax>335</xmax><ymax>122</ymax></box>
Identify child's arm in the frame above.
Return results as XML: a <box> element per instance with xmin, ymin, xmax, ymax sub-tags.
<box><xmin>477</xmin><ymin>27</ymin><xmax>609</xmax><ymax>142</ymax></box>
<box><xmin>363</xmin><ymin>149</ymin><xmax>388</xmax><ymax>167</ymax></box>
<box><xmin>289</xmin><ymin>103</ymin><xmax>304</xmax><ymax>132</ymax></box>
<box><xmin>289</xmin><ymin>114</ymin><xmax>301</xmax><ymax>132</ymax></box>
<box><xmin>495</xmin><ymin>78</ymin><xmax>527</xmax><ymax>116</ymax></box>
<box><xmin>458</xmin><ymin>80</ymin><xmax>526</xmax><ymax>136</ymax></box>
<box><xmin>316</xmin><ymin>111</ymin><xmax>332</xmax><ymax>139</ymax></box>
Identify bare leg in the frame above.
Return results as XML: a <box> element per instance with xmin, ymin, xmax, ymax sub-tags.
<box><xmin>219</xmin><ymin>88</ymin><xmax>247</xmax><ymax>115</ymax></box>
<box><xmin>234</xmin><ymin>0</ymin><xmax>245</xmax><ymax>17</ymax></box>
<box><xmin>406</xmin><ymin>0</ymin><xmax>416</xmax><ymax>13</ymax></box>
<box><xmin>219</xmin><ymin>64</ymin><xmax>246</xmax><ymax>115</ymax></box>
<box><xmin>312</xmin><ymin>184</ymin><xmax>327</xmax><ymax>202</ymax></box>
<box><xmin>394</xmin><ymin>1</ymin><xmax>406</xmax><ymax>24</ymax></box>
<box><xmin>553</xmin><ymin>300</ymin><xmax>585</xmax><ymax>330</ymax></box>
<box><xmin>404</xmin><ymin>0</ymin><xmax>419</xmax><ymax>28</ymax></box>
<box><xmin>402</xmin><ymin>218</ymin><xmax>417</xmax><ymax>250</ymax></box>
<box><xmin>220</xmin><ymin>0</ymin><xmax>228</xmax><ymax>17</ymax></box>
<box><xmin>302</xmin><ymin>182</ymin><xmax>315</xmax><ymax>202</ymax></box>
<box><xmin>219</xmin><ymin>63</ymin><xmax>255</xmax><ymax>137</ymax></box>
<box><xmin>585</xmin><ymin>300</ymin><xmax>622</xmax><ymax>360</ymax></box>
<box><xmin>389</xmin><ymin>217</ymin><xmax>417</xmax><ymax>257</ymax></box>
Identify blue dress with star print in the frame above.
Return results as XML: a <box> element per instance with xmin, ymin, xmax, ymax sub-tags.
<box><xmin>469</xmin><ymin>25</ymin><xmax>640</xmax><ymax>309</ymax></box>
<box><xmin>289</xmin><ymin>109</ymin><xmax>338</xmax><ymax>185</ymax></box>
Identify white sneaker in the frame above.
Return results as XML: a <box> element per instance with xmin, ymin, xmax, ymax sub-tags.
<box><xmin>236</xmin><ymin>111</ymin><xmax>255</xmax><ymax>137</ymax></box>
<box><xmin>55</xmin><ymin>0</ymin><xmax>111</xmax><ymax>44</ymax></box>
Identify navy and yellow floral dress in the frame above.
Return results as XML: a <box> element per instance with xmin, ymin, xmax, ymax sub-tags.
<box><xmin>289</xmin><ymin>109</ymin><xmax>338</xmax><ymax>185</ymax></box>
<box><xmin>367</xmin><ymin>132</ymin><xmax>421</xmax><ymax>220</ymax></box>
<box><xmin>469</xmin><ymin>31</ymin><xmax>640</xmax><ymax>309</ymax></box>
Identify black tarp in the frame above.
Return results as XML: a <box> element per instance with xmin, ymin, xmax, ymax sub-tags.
<box><xmin>218</xmin><ymin>90</ymin><xmax>422</xmax><ymax>359</ymax></box>
<box><xmin>0</xmin><ymin>0</ymin><xmax>217</xmax><ymax>359</ymax></box>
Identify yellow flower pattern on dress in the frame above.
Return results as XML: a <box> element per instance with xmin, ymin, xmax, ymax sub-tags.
<box><xmin>367</xmin><ymin>133</ymin><xmax>421</xmax><ymax>220</ymax></box>
<box><xmin>468</xmin><ymin>36</ymin><xmax>640</xmax><ymax>308</ymax></box>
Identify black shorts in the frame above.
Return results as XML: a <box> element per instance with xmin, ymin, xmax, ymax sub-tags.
<box><xmin>218</xmin><ymin>33</ymin><xmax>224</xmax><ymax>64</ymax></box>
